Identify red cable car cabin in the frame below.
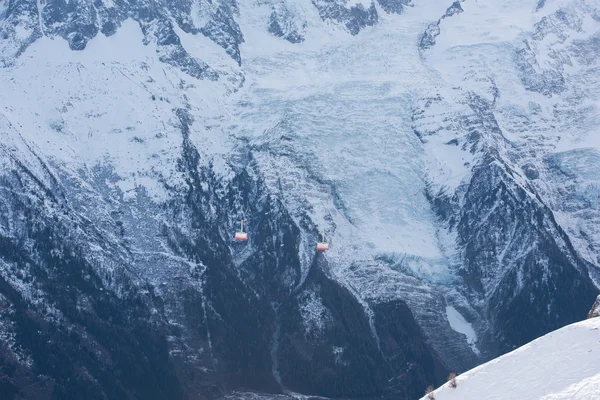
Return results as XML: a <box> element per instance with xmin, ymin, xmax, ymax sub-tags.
<box><xmin>235</xmin><ymin>219</ymin><xmax>248</xmax><ymax>241</ymax></box>
<box><xmin>235</xmin><ymin>231</ymin><xmax>248</xmax><ymax>241</ymax></box>
<box><xmin>316</xmin><ymin>241</ymin><xmax>329</xmax><ymax>251</ymax></box>
<box><xmin>316</xmin><ymin>231</ymin><xmax>329</xmax><ymax>251</ymax></box>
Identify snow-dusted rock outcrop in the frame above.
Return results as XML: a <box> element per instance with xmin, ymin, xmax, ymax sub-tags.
<box><xmin>589</xmin><ymin>295</ymin><xmax>600</xmax><ymax>318</ymax></box>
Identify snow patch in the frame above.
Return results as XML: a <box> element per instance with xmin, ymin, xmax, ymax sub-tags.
<box><xmin>15</xmin><ymin>25</ymin><xmax>31</xmax><ymax>39</ymax></box>
<box><xmin>446</xmin><ymin>305</ymin><xmax>479</xmax><ymax>354</ymax></box>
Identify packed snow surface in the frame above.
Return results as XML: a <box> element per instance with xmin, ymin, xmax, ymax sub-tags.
<box><xmin>421</xmin><ymin>318</ymin><xmax>600</xmax><ymax>400</ymax></box>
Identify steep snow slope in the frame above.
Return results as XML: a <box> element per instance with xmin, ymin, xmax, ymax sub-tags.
<box><xmin>420</xmin><ymin>317</ymin><xmax>600</xmax><ymax>400</ymax></box>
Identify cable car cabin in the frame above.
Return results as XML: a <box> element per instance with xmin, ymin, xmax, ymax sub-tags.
<box><xmin>316</xmin><ymin>231</ymin><xmax>329</xmax><ymax>251</ymax></box>
<box><xmin>234</xmin><ymin>219</ymin><xmax>248</xmax><ymax>241</ymax></box>
<box><xmin>316</xmin><ymin>241</ymin><xmax>329</xmax><ymax>251</ymax></box>
<box><xmin>234</xmin><ymin>231</ymin><xmax>248</xmax><ymax>241</ymax></box>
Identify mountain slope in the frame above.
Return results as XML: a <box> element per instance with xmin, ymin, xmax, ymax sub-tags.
<box><xmin>419</xmin><ymin>317</ymin><xmax>600</xmax><ymax>400</ymax></box>
<box><xmin>415</xmin><ymin>0</ymin><xmax>600</xmax><ymax>355</ymax></box>
<box><xmin>1</xmin><ymin>0</ymin><xmax>600</xmax><ymax>398</ymax></box>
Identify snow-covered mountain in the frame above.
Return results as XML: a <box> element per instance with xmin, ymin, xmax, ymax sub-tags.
<box><xmin>419</xmin><ymin>316</ymin><xmax>600</xmax><ymax>400</ymax></box>
<box><xmin>1</xmin><ymin>0</ymin><xmax>599</xmax><ymax>398</ymax></box>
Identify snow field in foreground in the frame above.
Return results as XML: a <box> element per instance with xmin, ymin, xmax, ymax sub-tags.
<box><xmin>421</xmin><ymin>318</ymin><xmax>600</xmax><ymax>400</ymax></box>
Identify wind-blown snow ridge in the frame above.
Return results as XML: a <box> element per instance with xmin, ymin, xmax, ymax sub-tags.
<box><xmin>420</xmin><ymin>317</ymin><xmax>600</xmax><ymax>400</ymax></box>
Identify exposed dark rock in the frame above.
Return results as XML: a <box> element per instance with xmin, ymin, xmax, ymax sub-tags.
<box><xmin>515</xmin><ymin>41</ymin><xmax>566</xmax><ymax>96</ymax></box>
<box><xmin>312</xmin><ymin>0</ymin><xmax>378</xmax><ymax>36</ymax></box>
<box><xmin>1</xmin><ymin>0</ymin><xmax>222</xmax><ymax>78</ymax></box>
<box><xmin>419</xmin><ymin>1</ymin><xmax>463</xmax><ymax>51</ymax></box>
<box><xmin>536</xmin><ymin>0</ymin><xmax>546</xmax><ymax>11</ymax></box>
<box><xmin>376</xmin><ymin>0</ymin><xmax>411</xmax><ymax>14</ymax></box>
<box><xmin>277</xmin><ymin>262</ymin><xmax>447</xmax><ymax>399</ymax></box>
<box><xmin>0</xmin><ymin>173</ymin><xmax>185</xmax><ymax>400</ymax></box>
<box><xmin>200</xmin><ymin>2</ymin><xmax>244</xmax><ymax>66</ymax></box>
<box><xmin>522</xmin><ymin>163</ymin><xmax>540</xmax><ymax>180</ymax></box>
<box><xmin>268</xmin><ymin>9</ymin><xmax>305</xmax><ymax>44</ymax></box>
<box><xmin>414</xmin><ymin>86</ymin><xmax>599</xmax><ymax>364</ymax></box>
<box><xmin>420</xmin><ymin>22</ymin><xmax>441</xmax><ymax>51</ymax></box>
<box><xmin>42</xmin><ymin>0</ymin><xmax>99</xmax><ymax>50</ymax></box>
<box><xmin>0</xmin><ymin>103</ymin><xmax>451</xmax><ymax>399</ymax></box>
<box><xmin>456</xmin><ymin>157</ymin><xmax>598</xmax><ymax>353</ymax></box>
<box><xmin>101</xmin><ymin>21</ymin><xmax>118</xmax><ymax>36</ymax></box>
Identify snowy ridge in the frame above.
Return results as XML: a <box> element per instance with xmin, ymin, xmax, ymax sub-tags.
<box><xmin>420</xmin><ymin>317</ymin><xmax>600</xmax><ymax>400</ymax></box>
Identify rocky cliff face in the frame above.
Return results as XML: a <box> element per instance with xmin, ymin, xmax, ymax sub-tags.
<box><xmin>417</xmin><ymin>0</ymin><xmax>600</xmax><ymax>345</ymax></box>
<box><xmin>589</xmin><ymin>295</ymin><xmax>600</xmax><ymax>319</ymax></box>
<box><xmin>413</xmin><ymin>89</ymin><xmax>599</xmax><ymax>355</ymax></box>
<box><xmin>1</xmin><ymin>0</ymin><xmax>600</xmax><ymax>399</ymax></box>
